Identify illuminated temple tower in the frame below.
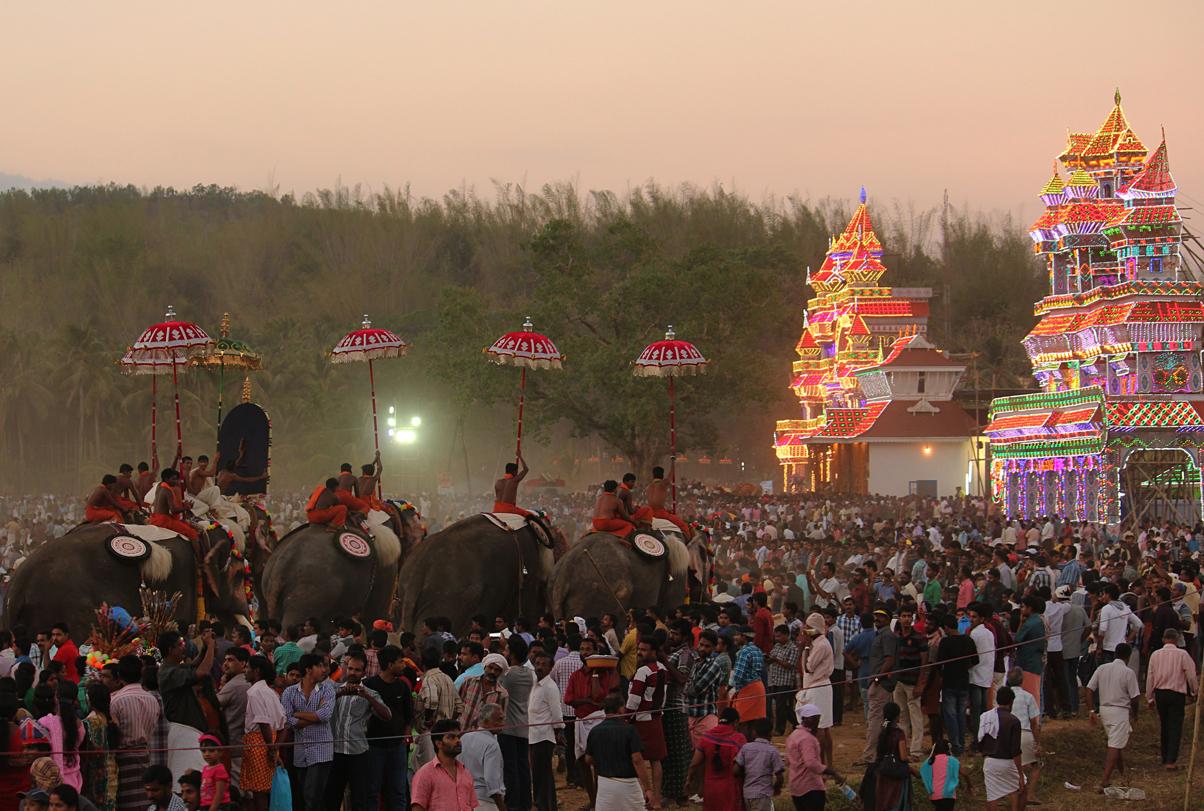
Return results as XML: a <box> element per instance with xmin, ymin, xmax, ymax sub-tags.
<box><xmin>986</xmin><ymin>91</ymin><xmax>1204</xmax><ymax>525</ymax></box>
<box><xmin>774</xmin><ymin>190</ymin><xmax>977</xmax><ymax>496</ymax></box>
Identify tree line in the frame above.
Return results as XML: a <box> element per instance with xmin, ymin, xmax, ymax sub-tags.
<box><xmin>0</xmin><ymin>181</ymin><xmax>1044</xmax><ymax>495</ymax></box>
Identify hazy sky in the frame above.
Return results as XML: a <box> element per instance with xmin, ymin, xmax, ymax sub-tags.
<box><xmin>3</xmin><ymin>2</ymin><xmax>1203</xmax><ymax>220</ymax></box>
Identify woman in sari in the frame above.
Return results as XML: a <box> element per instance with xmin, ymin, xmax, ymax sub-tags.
<box><xmin>686</xmin><ymin>708</ymin><xmax>746</xmax><ymax>811</ymax></box>
<box><xmin>860</xmin><ymin>702</ymin><xmax>916</xmax><ymax>811</ymax></box>
<box><xmin>83</xmin><ymin>682</ymin><xmax>119</xmax><ymax>811</ymax></box>
<box><xmin>0</xmin><ymin>689</ymin><xmax>26</xmax><ymax>811</ymax></box>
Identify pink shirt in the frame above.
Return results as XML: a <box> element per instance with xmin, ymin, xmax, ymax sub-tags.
<box><xmin>785</xmin><ymin>726</ymin><xmax>825</xmax><ymax>796</ymax></box>
<box><xmin>957</xmin><ymin>579</ymin><xmax>975</xmax><ymax>610</ymax></box>
<box><xmin>1146</xmin><ymin>643</ymin><xmax>1198</xmax><ymax>701</ymax></box>
<box><xmin>800</xmin><ymin>637</ymin><xmax>833</xmax><ymax>689</ymax></box>
<box><xmin>411</xmin><ymin>758</ymin><xmax>479</xmax><ymax>811</ymax></box>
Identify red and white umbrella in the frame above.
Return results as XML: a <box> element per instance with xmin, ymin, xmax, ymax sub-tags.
<box><xmin>633</xmin><ymin>326</ymin><xmax>708</xmax><ymax>512</ymax></box>
<box><xmin>485</xmin><ymin>317</ymin><xmax>564</xmax><ymax>461</ymax></box>
<box><xmin>121</xmin><ymin>306</ymin><xmax>215</xmax><ymax>465</ymax></box>
<box><xmin>330</xmin><ymin>315</ymin><xmax>410</xmax><ymax>494</ymax></box>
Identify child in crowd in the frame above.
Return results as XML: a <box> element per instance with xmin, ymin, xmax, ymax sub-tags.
<box><xmin>919</xmin><ymin>738</ymin><xmax>971</xmax><ymax>810</ymax></box>
<box><xmin>733</xmin><ymin>718</ymin><xmax>785</xmax><ymax>811</ymax></box>
<box><xmin>198</xmin><ymin>734</ymin><xmax>233</xmax><ymax>811</ymax></box>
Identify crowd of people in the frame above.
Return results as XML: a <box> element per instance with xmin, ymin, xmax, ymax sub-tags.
<box><xmin>2</xmin><ymin>480</ymin><xmax>1203</xmax><ymax>810</ymax></box>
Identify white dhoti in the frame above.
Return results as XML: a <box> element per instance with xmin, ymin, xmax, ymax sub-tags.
<box><xmin>796</xmin><ymin>684</ymin><xmax>833</xmax><ymax>729</ymax></box>
<box><xmin>1100</xmin><ymin>706</ymin><xmax>1132</xmax><ymax>749</ymax></box>
<box><xmin>982</xmin><ymin>756</ymin><xmax>1021</xmax><ymax>802</ymax></box>
<box><xmin>574</xmin><ymin>710</ymin><xmax>605</xmax><ymax>759</ymax></box>
<box><xmin>595</xmin><ymin>776</ymin><xmax>646</xmax><ymax>811</ymax></box>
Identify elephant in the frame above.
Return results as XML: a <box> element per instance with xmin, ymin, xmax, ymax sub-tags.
<box><xmin>260</xmin><ymin>506</ymin><xmax>424</xmax><ymax>630</ymax></box>
<box><xmin>547</xmin><ymin>530</ymin><xmax>691</xmax><ymax>622</ymax></box>
<box><xmin>5</xmin><ymin>523</ymin><xmax>251</xmax><ymax>644</ymax></box>
<box><xmin>398</xmin><ymin>515</ymin><xmax>568</xmax><ymax>636</ymax></box>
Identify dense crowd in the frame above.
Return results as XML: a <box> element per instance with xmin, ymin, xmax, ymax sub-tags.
<box><xmin>1</xmin><ymin>484</ymin><xmax>1201</xmax><ymax>810</ymax></box>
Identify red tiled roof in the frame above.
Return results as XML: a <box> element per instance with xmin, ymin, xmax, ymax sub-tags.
<box><xmin>857</xmin><ymin>400</ymin><xmax>978</xmax><ymax>439</ymax></box>
<box><xmin>1123</xmin><ymin>136</ymin><xmax>1176</xmax><ymax>196</ymax></box>
<box><xmin>1060</xmin><ymin>132</ymin><xmax>1092</xmax><ymax>160</ymax></box>
<box><xmin>790</xmin><ymin>372</ymin><xmax>826</xmax><ymax>388</ymax></box>
<box><xmin>1083</xmin><ymin>100</ymin><xmax>1131</xmax><ymax>157</ymax></box>
<box><xmin>816</xmin><ymin>402</ymin><xmax>888</xmax><ymax>438</ymax></box>
<box><xmin>831</xmin><ymin>203</ymin><xmax>883</xmax><ymax>255</ymax></box>
<box><xmin>1107</xmin><ymin>205</ymin><xmax>1180</xmax><ymax>226</ymax></box>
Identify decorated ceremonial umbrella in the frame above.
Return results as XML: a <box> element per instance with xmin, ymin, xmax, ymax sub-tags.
<box><xmin>189</xmin><ymin>313</ymin><xmax>262</xmax><ymax>446</ymax></box>
<box><xmin>633</xmin><ymin>325</ymin><xmax>708</xmax><ymax>512</ymax></box>
<box><xmin>120</xmin><ymin>306</ymin><xmax>215</xmax><ymax>464</ymax></box>
<box><xmin>330</xmin><ymin>315</ymin><xmax>410</xmax><ymax>494</ymax></box>
<box><xmin>485</xmin><ymin>317</ymin><xmax>564</xmax><ymax>461</ymax></box>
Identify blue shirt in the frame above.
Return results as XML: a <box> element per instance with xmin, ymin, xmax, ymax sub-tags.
<box><xmin>846</xmin><ymin>629</ymin><xmax>876</xmax><ymax>680</ymax></box>
<box><xmin>455</xmin><ymin>662</ymin><xmax>484</xmax><ymax>690</ymax></box>
<box><xmin>281</xmin><ymin>679</ymin><xmax>337</xmax><ymax>767</ymax></box>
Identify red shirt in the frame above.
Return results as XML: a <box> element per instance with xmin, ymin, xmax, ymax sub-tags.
<box><xmin>753</xmin><ymin>607</ymin><xmax>774</xmax><ymax>654</ymax></box>
<box><xmin>53</xmin><ymin>640</ymin><xmax>80</xmax><ymax>683</ymax></box>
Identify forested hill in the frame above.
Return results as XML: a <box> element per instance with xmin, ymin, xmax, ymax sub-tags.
<box><xmin>0</xmin><ymin>182</ymin><xmax>1043</xmax><ymax>494</ymax></box>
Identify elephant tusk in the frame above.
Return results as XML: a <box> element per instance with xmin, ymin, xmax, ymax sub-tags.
<box><xmin>234</xmin><ymin>614</ymin><xmax>253</xmax><ymax>631</ymax></box>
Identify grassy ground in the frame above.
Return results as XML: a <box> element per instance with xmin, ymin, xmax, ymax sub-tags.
<box><xmin>554</xmin><ymin>703</ymin><xmax>1204</xmax><ymax>810</ymax></box>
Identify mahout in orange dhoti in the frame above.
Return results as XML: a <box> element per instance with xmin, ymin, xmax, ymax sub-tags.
<box><xmin>306</xmin><ymin>479</ymin><xmax>349</xmax><ymax>528</ymax></box>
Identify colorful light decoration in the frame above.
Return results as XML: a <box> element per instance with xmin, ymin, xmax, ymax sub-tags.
<box><xmin>989</xmin><ymin>92</ymin><xmax>1204</xmax><ymax>524</ymax></box>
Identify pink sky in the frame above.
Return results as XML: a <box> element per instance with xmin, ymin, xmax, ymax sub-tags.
<box><xmin>3</xmin><ymin>1</ymin><xmax>1202</xmax><ymax>221</ymax></box>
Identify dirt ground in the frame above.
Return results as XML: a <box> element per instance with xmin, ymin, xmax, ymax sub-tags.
<box><xmin>550</xmin><ymin>700</ymin><xmax>1204</xmax><ymax>810</ymax></box>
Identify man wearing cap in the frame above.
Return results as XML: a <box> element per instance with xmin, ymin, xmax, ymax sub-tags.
<box><xmin>1041</xmin><ymin>585</ymin><xmax>1069</xmax><ymax>718</ymax></box>
<box><xmin>856</xmin><ymin>607</ymin><xmax>897</xmax><ymax>766</ymax></box>
<box><xmin>459</xmin><ymin>653</ymin><xmax>510</xmax><ymax>729</ymax></box>
<box><xmin>786</xmin><ymin>704</ymin><xmax>845</xmax><ymax>811</ymax></box>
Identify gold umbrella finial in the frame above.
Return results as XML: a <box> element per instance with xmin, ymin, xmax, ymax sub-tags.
<box><xmin>221</xmin><ymin>312</ymin><xmax>231</xmax><ymax>339</ymax></box>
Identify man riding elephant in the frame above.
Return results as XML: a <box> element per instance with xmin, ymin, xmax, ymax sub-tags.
<box><xmin>631</xmin><ymin>466</ymin><xmax>692</xmax><ymax>538</ymax></box>
<box><xmin>85</xmin><ymin>475</ymin><xmax>128</xmax><ymax>524</ymax></box>
<box><xmin>592</xmin><ymin>480</ymin><xmax>635</xmax><ymax>538</ymax></box>
<box><xmin>306</xmin><ymin>478</ymin><xmax>348</xmax><ymax>528</ymax></box>
<box><xmin>493</xmin><ymin>455</ymin><xmax>532</xmax><ymax>517</ymax></box>
<box><xmin>150</xmin><ymin>469</ymin><xmax>199</xmax><ymax>541</ymax></box>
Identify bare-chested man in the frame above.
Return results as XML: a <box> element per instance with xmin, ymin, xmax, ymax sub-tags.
<box><xmin>591</xmin><ymin>479</ymin><xmax>634</xmax><ymax>537</ymax></box>
<box><xmin>335</xmin><ymin>463</ymin><xmax>370</xmax><ymax>515</ymax></box>
<box><xmin>618</xmin><ymin>472</ymin><xmax>637</xmax><ymax>519</ymax></box>
<box><xmin>187</xmin><ymin>454</ymin><xmax>220</xmax><ymax>497</ymax></box>
<box><xmin>85</xmin><ymin>475</ymin><xmax>126</xmax><ymax>523</ymax></box>
<box><xmin>357</xmin><ymin>452</ymin><xmax>383</xmax><ymax>503</ymax></box>
<box><xmin>632</xmin><ymin>465</ymin><xmax>692</xmax><ymax>537</ymax></box>
<box><xmin>493</xmin><ymin>455</ymin><xmax>532</xmax><ymax>517</ymax></box>
<box><xmin>149</xmin><ymin>469</ymin><xmax>199</xmax><ymax>541</ymax></box>
<box><xmin>114</xmin><ymin>464</ymin><xmax>141</xmax><ymax>515</ymax></box>
<box><xmin>134</xmin><ymin>461</ymin><xmax>158</xmax><ymax>503</ymax></box>
<box><xmin>306</xmin><ymin>478</ymin><xmax>348</xmax><ymax>528</ymax></box>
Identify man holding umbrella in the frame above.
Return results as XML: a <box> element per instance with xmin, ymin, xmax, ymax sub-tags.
<box><xmin>493</xmin><ymin>455</ymin><xmax>533</xmax><ymax>518</ymax></box>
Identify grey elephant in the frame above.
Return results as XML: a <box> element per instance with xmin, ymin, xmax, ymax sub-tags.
<box><xmin>397</xmin><ymin>515</ymin><xmax>567</xmax><ymax>636</ymax></box>
<box><xmin>5</xmin><ymin>523</ymin><xmax>251</xmax><ymax>643</ymax></box>
<box><xmin>546</xmin><ymin>530</ymin><xmax>691</xmax><ymax>622</ymax></box>
<box><xmin>260</xmin><ymin>506</ymin><xmax>424</xmax><ymax>630</ymax></box>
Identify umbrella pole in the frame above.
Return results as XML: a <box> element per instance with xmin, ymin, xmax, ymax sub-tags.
<box><xmin>669</xmin><ymin>375</ymin><xmax>677</xmax><ymax>513</ymax></box>
<box><xmin>369</xmin><ymin>358</ymin><xmax>382</xmax><ymax>499</ymax></box>
<box><xmin>515</xmin><ymin>367</ymin><xmax>527</xmax><ymax>463</ymax></box>
<box><xmin>151</xmin><ymin>374</ymin><xmax>158</xmax><ymax>467</ymax></box>
<box><xmin>172</xmin><ymin>359</ymin><xmax>183</xmax><ymax>463</ymax></box>
<box><xmin>216</xmin><ymin>358</ymin><xmax>225</xmax><ymax>451</ymax></box>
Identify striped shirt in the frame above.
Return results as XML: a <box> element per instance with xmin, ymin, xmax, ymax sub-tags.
<box><xmin>549</xmin><ymin>652</ymin><xmax>583</xmax><ymax>716</ymax></box>
<box><xmin>625</xmin><ymin>662</ymin><xmax>667</xmax><ymax>721</ymax></box>
<box><xmin>110</xmin><ymin>683</ymin><xmax>162</xmax><ymax>746</ymax></box>
<box><xmin>330</xmin><ymin>682</ymin><xmax>384</xmax><ymax>756</ymax></box>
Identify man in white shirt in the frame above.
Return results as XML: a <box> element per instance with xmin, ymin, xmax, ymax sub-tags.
<box><xmin>1096</xmin><ymin>584</ymin><xmax>1142</xmax><ymax>663</ymax></box>
<box><xmin>968</xmin><ymin>603</ymin><xmax>996</xmax><ymax>749</ymax></box>
<box><xmin>1042</xmin><ymin>589</ymin><xmax>1071</xmax><ymax>718</ymax></box>
<box><xmin>528</xmin><ymin>652</ymin><xmax>565</xmax><ymax>811</ymax></box>
<box><xmin>810</xmin><ymin>562</ymin><xmax>842</xmax><ymax>610</ymax></box>
<box><xmin>1086</xmin><ymin>643</ymin><xmax>1140</xmax><ymax>790</ymax></box>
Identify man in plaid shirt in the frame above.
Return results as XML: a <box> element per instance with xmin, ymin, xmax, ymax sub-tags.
<box><xmin>765</xmin><ymin>625</ymin><xmax>799</xmax><ymax>736</ymax></box>
<box><xmin>684</xmin><ymin>630</ymin><xmax>728</xmax><ymax>744</ymax></box>
<box><xmin>835</xmin><ymin>598</ymin><xmax>861</xmax><ymax>651</ymax></box>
